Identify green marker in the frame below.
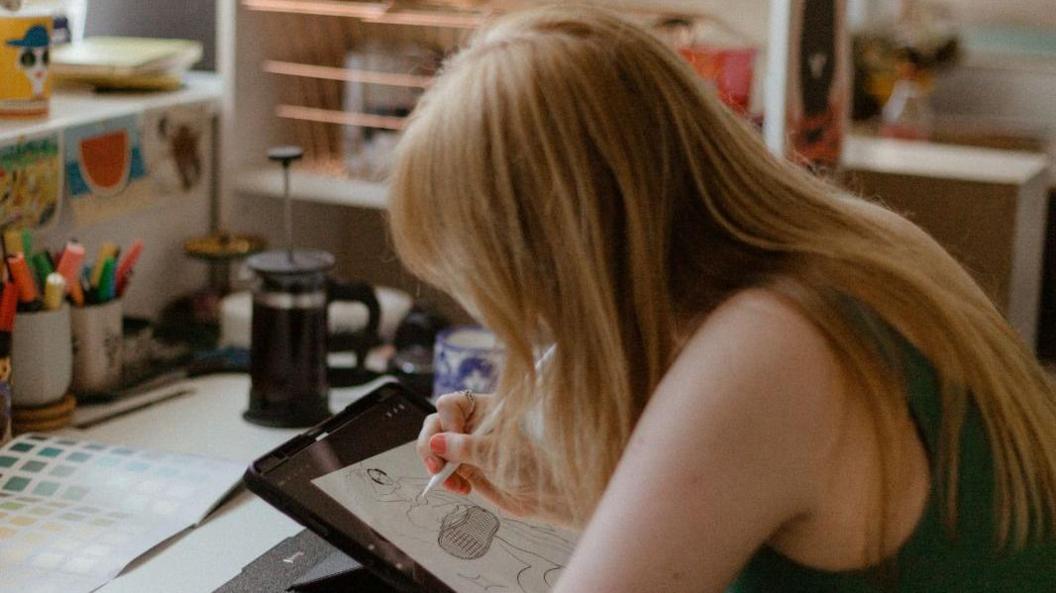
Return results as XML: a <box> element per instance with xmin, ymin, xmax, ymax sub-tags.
<box><xmin>96</xmin><ymin>257</ymin><xmax>116</xmax><ymax>303</ymax></box>
<box><xmin>20</xmin><ymin>229</ymin><xmax>31</xmax><ymax>257</ymax></box>
<box><xmin>31</xmin><ymin>252</ymin><xmax>52</xmax><ymax>292</ymax></box>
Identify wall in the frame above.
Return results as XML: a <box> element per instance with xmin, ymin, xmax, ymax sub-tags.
<box><xmin>85</xmin><ymin>0</ymin><xmax>217</xmax><ymax>70</ymax></box>
<box><xmin>940</xmin><ymin>0</ymin><xmax>1056</xmax><ymax>28</ymax></box>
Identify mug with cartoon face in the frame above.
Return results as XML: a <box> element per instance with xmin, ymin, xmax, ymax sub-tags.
<box><xmin>0</xmin><ymin>12</ymin><xmax>51</xmax><ymax>117</ymax></box>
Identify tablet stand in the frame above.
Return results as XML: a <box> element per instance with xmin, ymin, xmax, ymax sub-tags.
<box><xmin>213</xmin><ymin>529</ymin><xmax>406</xmax><ymax>593</ymax></box>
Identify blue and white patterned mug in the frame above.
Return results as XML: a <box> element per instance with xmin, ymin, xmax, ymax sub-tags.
<box><xmin>432</xmin><ymin>326</ymin><xmax>504</xmax><ymax>398</ymax></box>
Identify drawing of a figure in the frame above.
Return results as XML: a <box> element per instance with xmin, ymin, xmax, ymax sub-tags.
<box><xmin>349</xmin><ymin>466</ymin><xmax>574</xmax><ymax>593</ymax></box>
<box><xmin>6</xmin><ymin>25</ymin><xmax>49</xmax><ymax>99</ymax></box>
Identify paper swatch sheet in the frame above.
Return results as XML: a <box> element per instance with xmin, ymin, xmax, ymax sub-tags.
<box><xmin>0</xmin><ymin>433</ymin><xmax>244</xmax><ymax>593</ymax></box>
<box><xmin>313</xmin><ymin>442</ymin><xmax>578</xmax><ymax>593</ymax></box>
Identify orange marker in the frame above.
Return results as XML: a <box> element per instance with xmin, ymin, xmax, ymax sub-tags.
<box><xmin>0</xmin><ymin>282</ymin><xmax>16</xmax><ymax>331</ymax></box>
<box><xmin>6</xmin><ymin>254</ymin><xmax>38</xmax><ymax>303</ymax></box>
<box><xmin>55</xmin><ymin>241</ymin><xmax>85</xmax><ymax>306</ymax></box>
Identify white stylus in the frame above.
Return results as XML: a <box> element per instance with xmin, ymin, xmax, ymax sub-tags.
<box><xmin>419</xmin><ymin>344</ymin><xmax>555</xmax><ymax>499</ymax></box>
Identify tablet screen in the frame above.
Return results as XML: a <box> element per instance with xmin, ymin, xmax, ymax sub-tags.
<box><xmin>312</xmin><ymin>441</ymin><xmax>577</xmax><ymax>593</ymax></box>
<box><xmin>250</xmin><ymin>383</ymin><xmax>578</xmax><ymax>593</ymax></box>
<box><xmin>253</xmin><ymin>384</ymin><xmax>449</xmax><ymax>591</ymax></box>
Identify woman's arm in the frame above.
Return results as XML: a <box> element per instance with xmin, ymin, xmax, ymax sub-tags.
<box><xmin>552</xmin><ymin>290</ymin><xmax>847</xmax><ymax>593</ymax></box>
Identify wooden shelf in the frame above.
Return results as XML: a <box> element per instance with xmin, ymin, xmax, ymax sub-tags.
<box><xmin>0</xmin><ymin>71</ymin><xmax>223</xmax><ymax>143</ymax></box>
<box><xmin>264</xmin><ymin>60</ymin><xmax>433</xmax><ymax>88</ymax></box>
<box><xmin>243</xmin><ymin>0</ymin><xmax>487</xmax><ymax>28</ymax></box>
<box><xmin>242</xmin><ymin>0</ymin><xmax>389</xmax><ymax>19</ymax></box>
<box><xmin>234</xmin><ymin>166</ymin><xmax>388</xmax><ymax>209</ymax></box>
<box><xmin>276</xmin><ymin>104</ymin><xmax>407</xmax><ymax>130</ymax></box>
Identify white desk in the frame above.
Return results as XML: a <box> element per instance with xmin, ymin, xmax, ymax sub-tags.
<box><xmin>60</xmin><ymin>373</ymin><xmax>390</xmax><ymax>593</ymax></box>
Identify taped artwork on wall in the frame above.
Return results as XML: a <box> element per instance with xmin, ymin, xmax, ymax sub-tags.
<box><xmin>0</xmin><ymin>132</ymin><xmax>62</xmax><ymax>230</ymax></box>
<box><xmin>64</xmin><ymin>114</ymin><xmax>152</xmax><ymax>225</ymax></box>
<box><xmin>141</xmin><ymin>102</ymin><xmax>212</xmax><ymax>199</ymax></box>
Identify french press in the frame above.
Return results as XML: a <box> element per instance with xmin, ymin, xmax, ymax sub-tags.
<box><xmin>243</xmin><ymin>147</ymin><xmax>380</xmax><ymax>428</ymax></box>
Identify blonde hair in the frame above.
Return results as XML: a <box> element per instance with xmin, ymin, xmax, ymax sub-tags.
<box><xmin>388</xmin><ymin>5</ymin><xmax>1056</xmax><ymax>548</ymax></box>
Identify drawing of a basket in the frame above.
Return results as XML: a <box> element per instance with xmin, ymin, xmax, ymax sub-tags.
<box><xmin>438</xmin><ymin>506</ymin><xmax>500</xmax><ymax>560</ymax></box>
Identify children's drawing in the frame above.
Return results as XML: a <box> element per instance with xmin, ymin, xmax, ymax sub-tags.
<box><xmin>66</xmin><ymin>115</ymin><xmax>148</xmax><ymax>199</ymax></box>
<box><xmin>64</xmin><ymin>115</ymin><xmax>153</xmax><ymax>225</ymax></box>
<box><xmin>312</xmin><ymin>442</ymin><xmax>577</xmax><ymax>593</ymax></box>
<box><xmin>142</xmin><ymin>103</ymin><xmax>212</xmax><ymax>197</ymax></box>
<box><xmin>0</xmin><ymin>132</ymin><xmax>62</xmax><ymax>229</ymax></box>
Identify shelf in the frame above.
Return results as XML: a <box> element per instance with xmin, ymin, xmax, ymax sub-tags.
<box><xmin>243</xmin><ymin>0</ymin><xmax>486</xmax><ymax>28</ymax></box>
<box><xmin>234</xmin><ymin>166</ymin><xmax>389</xmax><ymax>210</ymax></box>
<box><xmin>842</xmin><ymin>134</ymin><xmax>1049</xmax><ymax>186</ymax></box>
<box><xmin>276</xmin><ymin>104</ymin><xmax>407</xmax><ymax>130</ymax></box>
<box><xmin>243</xmin><ymin>0</ymin><xmax>390</xmax><ymax>19</ymax></box>
<box><xmin>0</xmin><ymin>71</ymin><xmax>223</xmax><ymax>143</ymax></box>
<box><xmin>263</xmin><ymin>60</ymin><xmax>434</xmax><ymax>88</ymax></box>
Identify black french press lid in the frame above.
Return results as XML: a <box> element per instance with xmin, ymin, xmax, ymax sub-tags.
<box><xmin>247</xmin><ymin>249</ymin><xmax>334</xmax><ymax>275</ymax></box>
<box><xmin>247</xmin><ymin>249</ymin><xmax>335</xmax><ymax>292</ymax></box>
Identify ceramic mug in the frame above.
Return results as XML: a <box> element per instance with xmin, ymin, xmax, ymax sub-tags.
<box><xmin>12</xmin><ymin>303</ymin><xmax>72</xmax><ymax>407</ymax></box>
<box><xmin>71</xmin><ymin>299</ymin><xmax>123</xmax><ymax>396</ymax></box>
<box><xmin>0</xmin><ymin>10</ymin><xmax>52</xmax><ymax>118</ymax></box>
<box><xmin>432</xmin><ymin>325</ymin><xmax>504</xmax><ymax>398</ymax></box>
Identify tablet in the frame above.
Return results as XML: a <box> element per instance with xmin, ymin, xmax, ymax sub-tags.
<box><xmin>244</xmin><ymin>381</ymin><xmax>577</xmax><ymax>593</ymax></box>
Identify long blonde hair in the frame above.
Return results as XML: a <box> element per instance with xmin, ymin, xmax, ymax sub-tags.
<box><xmin>388</xmin><ymin>5</ymin><xmax>1056</xmax><ymax>547</ymax></box>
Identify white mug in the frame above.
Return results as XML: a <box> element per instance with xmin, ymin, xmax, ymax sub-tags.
<box><xmin>71</xmin><ymin>299</ymin><xmax>123</xmax><ymax>396</ymax></box>
<box><xmin>12</xmin><ymin>304</ymin><xmax>73</xmax><ymax>408</ymax></box>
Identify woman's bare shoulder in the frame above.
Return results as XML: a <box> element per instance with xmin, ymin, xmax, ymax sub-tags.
<box><xmin>659</xmin><ymin>287</ymin><xmax>849</xmax><ymax>485</ymax></box>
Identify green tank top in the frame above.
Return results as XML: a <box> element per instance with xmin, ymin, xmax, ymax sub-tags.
<box><xmin>727</xmin><ymin>328</ymin><xmax>1056</xmax><ymax>592</ymax></box>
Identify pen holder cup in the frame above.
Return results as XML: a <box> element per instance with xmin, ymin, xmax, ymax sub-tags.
<box><xmin>12</xmin><ymin>304</ymin><xmax>73</xmax><ymax>408</ymax></box>
<box><xmin>71</xmin><ymin>299</ymin><xmax>123</xmax><ymax>397</ymax></box>
<box><xmin>432</xmin><ymin>325</ymin><xmax>505</xmax><ymax>398</ymax></box>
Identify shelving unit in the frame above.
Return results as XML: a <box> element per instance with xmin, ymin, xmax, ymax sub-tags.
<box><xmin>221</xmin><ymin>0</ymin><xmax>719</xmax><ymax>213</ymax></box>
<box><xmin>233</xmin><ymin>165</ymin><xmax>387</xmax><ymax>209</ymax></box>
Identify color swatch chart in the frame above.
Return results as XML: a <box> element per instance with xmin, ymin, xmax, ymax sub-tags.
<box><xmin>0</xmin><ymin>433</ymin><xmax>245</xmax><ymax>593</ymax></box>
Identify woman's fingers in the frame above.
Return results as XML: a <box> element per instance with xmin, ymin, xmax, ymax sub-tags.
<box><xmin>429</xmin><ymin>432</ymin><xmax>488</xmax><ymax>467</ymax></box>
<box><xmin>435</xmin><ymin>390</ymin><xmax>473</xmax><ymax>432</ymax></box>
<box><xmin>419</xmin><ymin>392</ymin><xmax>493</xmax><ymax>476</ymax></box>
<box><xmin>443</xmin><ymin>472</ymin><xmax>471</xmax><ymax>495</ymax></box>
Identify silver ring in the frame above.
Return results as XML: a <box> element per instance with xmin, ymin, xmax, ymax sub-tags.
<box><xmin>462</xmin><ymin>389</ymin><xmax>476</xmax><ymax>417</ymax></box>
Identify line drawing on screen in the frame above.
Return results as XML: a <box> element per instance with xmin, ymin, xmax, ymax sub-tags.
<box><xmin>313</xmin><ymin>442</ymin><xmax>577</xmax><ymax>593</ymax></box>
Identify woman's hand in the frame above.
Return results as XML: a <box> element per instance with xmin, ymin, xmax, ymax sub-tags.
<box><xmin>417</xmin><ymin>390</ymin><xmax>493</xmax><ymax>495</ymax></box>
<box><xmin>417</xmin><ymin>391</ymin><xmax>559</xmax><ymax>520</ymax></box>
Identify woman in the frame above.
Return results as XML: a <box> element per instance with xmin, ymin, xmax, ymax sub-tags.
<box><xmin>388</xmin><ymin>6</ymin><xmax>1056</xmax><ymax>592</ymax></box>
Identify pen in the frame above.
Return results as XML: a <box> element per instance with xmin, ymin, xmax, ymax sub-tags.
<box><xmin>43</xmin><ymin>273</ymin><xmax>66</xmax><ymax>311</ymax></box>
<box><xmin>96</xmin><ymin>257</ymin><xmax>116</xmax><ymax>303</ymax></box>
<box><xmin>3</xmin><ymin>229</ymin><xmax>22</xmax><ymax>257</ymax></box>
<box><xmin>31</xmin><ymin>252</ymin><xmax>53</xmax><ymax>293</ymax></box>
<box><xmin>20</xmin><ymin>229</ymin><xmax>31</xmax><ymax>258</ymax></box>
<box><xmin>7</xmin><ymin>254</ymin><xmax>38</xmax><ymax>304</ymax></box>
<box><xmin>90</xmin><ymin>242</ymin><xmax>119</xmax><ymax>288</ymax></box>
<box><xmin>420</xmin><ymin>344</ymin><xmax>556</xmax><ymax>499</ymax></box>
<box><xmin>55</xmin><ymin>242</ymin><xmax>86</xmax><ymax>306</ymax></box>
<box><xmin>0</xmin><ymin>282</ymin><xmax>16</xmax><ymax>331</ymax></box>
<box><xmin>115</xmin><ymin>239</ymin><xmax>143</xmax><ymax>297</ymax></box>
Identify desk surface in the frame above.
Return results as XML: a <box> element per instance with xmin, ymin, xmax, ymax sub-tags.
<box><xmin>62</xmin><ymin>373</ymin><xmax>391</xmax><ymax>593</ymax></box>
